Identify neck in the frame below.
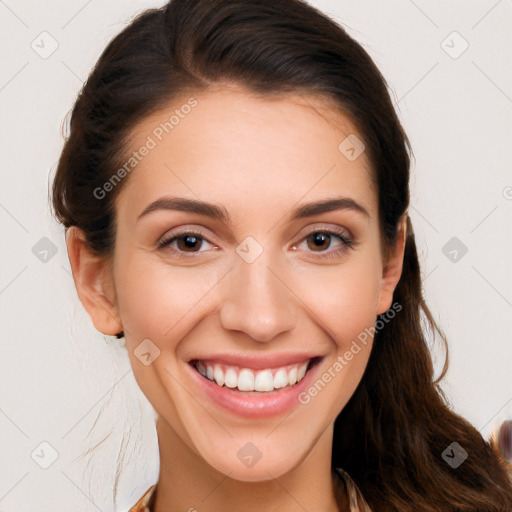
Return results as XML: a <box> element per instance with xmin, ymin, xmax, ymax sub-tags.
<box><xmin>151</xmin><ymin>415</ymin><xmax>347</xmax><ymax>512</ymax></box>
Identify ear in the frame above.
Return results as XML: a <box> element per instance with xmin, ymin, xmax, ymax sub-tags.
<box><xmin>376</xmin><ymin>213</ymin><xmax>408</xmax><ymax>315</ymax></box>
<box><xmin>65</xmin><ymin>226</ymin><xmax>123</xmax><ymax>336</ymax></box>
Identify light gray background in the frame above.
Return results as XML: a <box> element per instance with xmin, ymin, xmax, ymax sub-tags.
<box><xmin>1</xmin><ymin>1</ymin><xmax>511</xmax><ymax>511</ymax></box>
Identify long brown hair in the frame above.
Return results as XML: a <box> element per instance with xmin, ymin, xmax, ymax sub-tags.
<box><xmin>51</xmin><ymin>0</ymin><xmax>512</xmax><ymax>509</ymax></box>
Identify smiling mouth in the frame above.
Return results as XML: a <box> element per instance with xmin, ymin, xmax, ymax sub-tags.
<box><xmin>190</xmin><ymin>356</ymin><xmax>322</xmax><ymax>393</ymax></box>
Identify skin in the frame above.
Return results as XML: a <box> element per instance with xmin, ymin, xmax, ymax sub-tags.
<box><xmin>66</xmin><ymin>83</ymin><xmax>406</xmax><ymax>512</ymax></box>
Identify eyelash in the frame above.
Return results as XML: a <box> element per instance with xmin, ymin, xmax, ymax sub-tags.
<box><xmin>157</xmin><ymin>227</ymin><xmax>355</xmax><ymax>261</ymax></box>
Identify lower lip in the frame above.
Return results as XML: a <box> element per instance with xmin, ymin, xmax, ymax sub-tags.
<box><xmin>186</xmin><ymin>358</ymin><xmax>323</xmax><ymax>419</ymax></box>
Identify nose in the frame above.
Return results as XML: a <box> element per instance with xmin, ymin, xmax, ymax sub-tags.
<box><xmin>219</xmin><ymin>252</ymin><xmax>297</xmax><ymax>343</ymax></box>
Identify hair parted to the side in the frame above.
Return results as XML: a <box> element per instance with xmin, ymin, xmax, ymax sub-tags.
<box><xmin>51</xmin><ymin>0</ymin><xmax>512</xmax><ymax>510</ymax></box>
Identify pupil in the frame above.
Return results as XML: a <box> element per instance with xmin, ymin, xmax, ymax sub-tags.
<box><xmin>182</xmin><ymin>235</ymin><xmax>199</xmax><ymax>250</ymax></box>
<box><xmin>312</xmin><ymin>232</ymin><xmax>328</xmax><ymax>249</ymax></box>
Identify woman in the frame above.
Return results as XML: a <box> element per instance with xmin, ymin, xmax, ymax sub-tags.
<box><xmin>51</xmin><ymin>0</ymin><xmax>512</xmax><ymax>510</ymax></box>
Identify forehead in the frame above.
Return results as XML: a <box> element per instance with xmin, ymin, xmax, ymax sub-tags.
<box><xmin>117</xmin><ymin>85</ymin><xmax>376</xmax><ymax>221</ymax></box>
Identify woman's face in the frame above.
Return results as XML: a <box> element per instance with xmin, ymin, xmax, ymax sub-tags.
<box><xmin>79</xmin><ymin>85</ymin><xmax>404</xmax><ymax>481</ymax></box>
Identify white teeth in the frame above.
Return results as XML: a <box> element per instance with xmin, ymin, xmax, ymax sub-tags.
<box><xmin>238</xmin><ymin>369</ymin><xmax>255</xmax><ymax>391</ymax></box>
<box><xmin>197</xmin><ymin>362</ymin><xmax>207</xmax><ymax>377</ymax></box>
<box><xmin>273</xmin><ymin>368</ymin><xmax>289</xmax><ymax>389</ymax></box>
<box><xmin>254</xmin><ymin>370</ymin><xmax>274</xmax><ymax>391</ymax></box>
<box><xmin>195</xmin><ymin>359</ymin><xmax>313</xmax><ymax>392</ymax></box>
<box><xmin>297</xmin><ymin>362</ymin><xmax>308</xmax><ymax>381</ymax></box>
<box><xmin>224</xmin><ymin>368</ymin><xmax>238</xmax><ymax>388</ymax></box>
<box><xmin>213</xmin><ymin>364</ymin><xmax>224</xmax><ymax>387</ymax></box>
<box><xmin>288</xmin><ymin>367</ymin><xmax>297</xmax><ymax>386</ymax></box>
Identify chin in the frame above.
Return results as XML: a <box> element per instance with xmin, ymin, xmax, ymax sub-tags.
<box><xmin>195</xmin><ymin>436</ymin><xmax>310</xmax><ymax>482</ymax></box>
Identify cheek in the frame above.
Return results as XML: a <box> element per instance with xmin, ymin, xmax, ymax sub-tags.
<box><xmin>295</xmin><ymin>260</ymin><xmax>381</xmax><ymax>415</ymax></box>
<box><xmin>293</xmin><ymin>252</ymin><xmax>382</xmax><ymax>349</ymax></box>
<box><xmin>113</xmin><ymin>256</ymin><xmax>222</xmax><ymax>342</ymax></box>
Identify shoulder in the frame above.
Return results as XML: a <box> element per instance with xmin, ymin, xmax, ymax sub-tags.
<box><xmin>127</xmin><ymin>484</ymin><xmax>157</xmax><ymax>512</ymax></box>
<box><xmin>127</xmin><ymin>472</ymin><xmax>370</xmax><ymax>512</ymax></box>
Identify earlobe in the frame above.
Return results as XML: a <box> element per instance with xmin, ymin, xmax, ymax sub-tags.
<box><xmin>65</xmin><ymin>226</ymin><xmax>123</xmax><ymax>336</ymax></box>
<box><xmin>376</xmin><ymin>213</ymin><xmax>408</xmax><ymax>315</ymax></box>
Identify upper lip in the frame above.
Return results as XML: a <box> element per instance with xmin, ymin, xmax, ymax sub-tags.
<box><xmin>188</xmin><ymin>352</ymin><xmax>323</xmax><ymax>370</ymax></box>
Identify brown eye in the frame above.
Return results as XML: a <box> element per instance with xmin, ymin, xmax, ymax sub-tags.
<box><xmin>306</xmin><ymin>232</ymin><xmax>332</xmax><ymax>251</ymax></box>
<box><xmin>292</xmin><ymin>228</ymin><xmax>354</xmax><ymax>262</ymax></box>
<box><xmin>157</xmin><ymin>230</ymin><xmax>216</xmax><ymax>256</ymax></box>
<box><xmin>176</xmin><ymin>234</ymin><xmax>203</xmax><ymax>252</ymax></box>
<box><xmin>304</xmin><ymin>231</ymin><xmax>351</xmax><ymax>252</ymax></box>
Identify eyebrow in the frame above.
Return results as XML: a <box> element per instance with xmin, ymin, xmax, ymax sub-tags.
<box><xmin>137</xmin><ymin>196</ymin><xmax>370</xmax><ymax>223</ymax></box>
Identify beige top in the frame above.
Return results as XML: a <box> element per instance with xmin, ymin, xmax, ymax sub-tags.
<box><xmin>128</xmin><ymin>467</ymin><xmax>372</xmax><ymax>511</ymax></box>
